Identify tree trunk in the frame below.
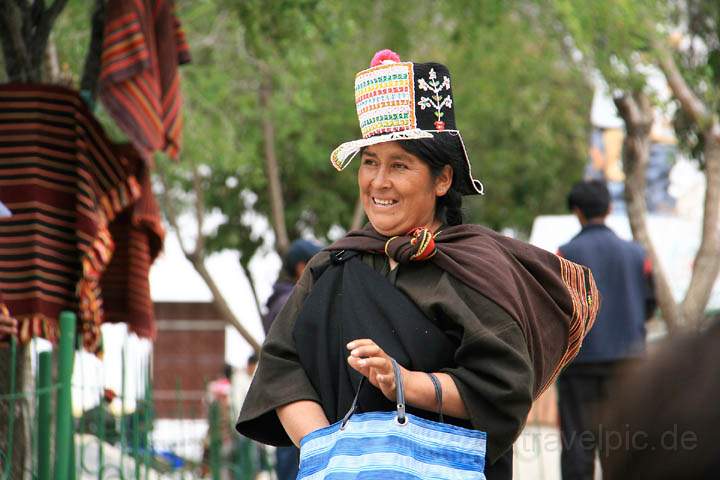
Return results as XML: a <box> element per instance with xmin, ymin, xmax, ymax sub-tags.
<box><xmin>615</xmin><ymin>93</ymin><xmax>681</xmax><ymax>333</ymax></box>
<box><xmin>79</xmin><ymin>0</ymin><xmax>106</xmax><ymax>106</ymax></box>
<box><xmin>158</xmin><ymin>172</ymin><xmax>262</xmax><ymax>353</ymax></box>
<box><xmin>0</xmin><ymin>0</ymin><xmax>31</xmax><ymax>81</ymax></box>
<box><xmin>258</xmin><ymin>68</ymin><xmax>290</xmax><ymax>256</ymax></box>
<box><xmin>655</xmin><ymin>40</ymin><xmax>720</xmax><ymax>329</ymax></box>
<box><xmin>240</xmin><ymin>261</ymin><xmax>265</xmax><ymax>324</ymax></box>
<box><xmin>44</xmin><ymin>35</ymin><xmax>60</xmax><ymax>82</ymax></box>
<box><xmin>0</xmin><ymin>344</ymin><xmax>33</xmax><ymax>479</ymax></box>
<box><xmin>27</xmin><ymin>0</ymin><xmax>69</xmax><ymax>82</ymax></box>
<box><xmin>0</xmin><ymin>0</ymin><xmax>69</xmax><ymax>82</ymax></box>
<box><xmin>189</xmin><ymin>255</ymin><xmax>261</xmax><ymax>353</ymax></box>
<box><xmin>681</xmin><ymin>133</ymin><xmax>720</xmax><ymax>327</ymax></box>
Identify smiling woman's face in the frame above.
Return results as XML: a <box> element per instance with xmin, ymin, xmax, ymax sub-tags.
<box><xmin>358</xmin><ymin>142</ymin><xmax>452</xmax><ymax>236</ymax></box>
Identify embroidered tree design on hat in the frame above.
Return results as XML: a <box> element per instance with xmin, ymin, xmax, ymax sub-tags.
<box><xmin>417</xmin><ymin>68</ymin><xmax>453</xmax><ymax>131</ymax></box>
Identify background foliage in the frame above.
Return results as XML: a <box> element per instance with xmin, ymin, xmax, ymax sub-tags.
<box><xmin>37</xmin><ymin>0</ymin><xmax>594</xmax><ymax>262</ymax></box>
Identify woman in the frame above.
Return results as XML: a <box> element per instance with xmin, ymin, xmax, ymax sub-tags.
<box><xmin>236</xmin><ymin>50</ymin><xmax>599</xmax><ymax>479</ymax></box>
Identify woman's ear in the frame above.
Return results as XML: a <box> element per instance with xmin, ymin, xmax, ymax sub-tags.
<box><xmin>435</xmin><ymin>165</ymin><xmax>453</xmax><ymax>196</ymax></box>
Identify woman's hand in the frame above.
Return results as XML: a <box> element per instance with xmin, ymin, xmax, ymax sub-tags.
<box><xmin>0</xmin><ymin>313</ymin><xmax>18</xmax><ymax>346</ymax></box>
<box><xmin>347</xmin><ymin>339</ymin><xmax>407</xmax><ymax>402</ymax></box>
<box><xmin>347</xmin><ymin>338</ymin><xmax>470</xmax><ymax>420</ymax></box>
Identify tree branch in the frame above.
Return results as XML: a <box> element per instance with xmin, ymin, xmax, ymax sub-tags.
<box><xmin>28</xmin><ymin>0</ymin><xmax>67</xmax><ymax>81</ymax></box>
<box><xmin>681</xmin><ymin>134</ymin><xmax>720</xmax><ymax>327</ymax></box>
<box><xmin>190</xmin><ymin>255</ymin><xmax>261</xmax><ymax>353</ymax></box>
<box><xmin>191</xmin><ymin>165</ymin><xmax>205</xmax><ymax>258</ymax></box>
<box><xmin>80</xmin><ymin>0</ymin><xmax>106</xmax><ymax>105</ymax></box>
<box><xmin>43</xmin><ymin>33</ymin><xmax>59</xmax><ymax>81</ymax></box>
<box><xmin>653</xmin><ymin>39</ymin><xmax>720</xmax><ymax>327</ymax></box>
<box><xmin>615</xmin><ymin>93</ymin><xmax>681</xmax><ymax>333</ymax></box>
<box><xmin>653</xmin><ymin>39</ymin><xmax>713</xmax><ymax>132</ymax></box>
<box><xmin>239</xmin><ymin>261</ymin><xmax>265</xmax><ymax>323</ymax></box>
<box><xmin>159</xmin><ymin>173</ymin><xmax>261</xmax><ymax>352</ymax></box>
<box><xmin>258</xmin><ymin>65</ymin><xmax>290</xmax><ymax>256</ymax></box>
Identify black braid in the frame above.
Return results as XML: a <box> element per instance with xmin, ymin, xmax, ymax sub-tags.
<box><xmin>437</xmin><ymin>188</ymin><xmax>463</xmax><ymax>226</ymax></box>
<box><xmin>397</xmin><ymin>136</ymin><xmax>465</xmax><ymax>226</ymax></box>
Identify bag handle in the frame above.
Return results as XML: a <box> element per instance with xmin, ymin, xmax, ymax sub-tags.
<box><xmin>341</xmin><ymin>358</ymin><xmax>434</xmax><ymax>429</ymax></box>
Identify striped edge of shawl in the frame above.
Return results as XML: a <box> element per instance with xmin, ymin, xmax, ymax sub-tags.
<box><xmin>1</xmin><ymin>303</ymin><xmax>60</xmax><ymax>345</ymax></box>
<box><xmin>537</xmin><ymin>256</ymin><xmax>600</xmax><ymax>397</ymax></box>
<box><xmin>77</xmin><ymin>175</ymin><xmax>142</xmax><ymax>353</ymax></box>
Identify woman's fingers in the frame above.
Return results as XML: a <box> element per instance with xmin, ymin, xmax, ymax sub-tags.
<box><xmin>345</xmin><ymin>339</ymin><xmax>402</xmax><ymax>401</ymax></box>
<box><xmin>347</xmin><ymin>355</ymin><xmax>369</xmax><ymax>375</ymax></box>
<box><xmin>346</xmin><ymin>339</ymin><xmax>374</xmax><ymax>349</ymax></box>
<box><xmin>356</xmin><ymin>356</ymin><xmax>390</xmax><ymax>370</ymax></box>
<box><xmin>349</xmin><ymin>344</ymin><xmax>383</xmax><ymax>359</ymax></box>
<box><xmin>0</xmin><ymin>315</ymin><xmax>18</xmax><ymax>336</ymax></box>
<box><xmin>347</xmin><ymin>355</ymin><xmax>389</xmax><ymax>374</ymax></box>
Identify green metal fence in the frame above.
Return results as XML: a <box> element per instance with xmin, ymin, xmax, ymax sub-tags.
<box><xmin>1</xmin><ymin>311</ymin><xmax>274</xmax><ymax>480</ymax></box>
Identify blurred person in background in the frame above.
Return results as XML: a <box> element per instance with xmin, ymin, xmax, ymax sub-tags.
<box><xmin>231</xmin><ymin>354</ymin><xmax>258</xmax><ymax>419</ymax></box>
<box><xmin>262</xmin><ymin>239</ymin><xmax>321</xmax><ymax>480</ymax></box>
<box><xmin>262</xmin><ymin>239</ymin><xmax>322</xmax><ymax>334</ymax></box>
<box><xmin>602</xmin><ymin>319</ymin><xmax>720</xmax><ymax>480</ymax></box>
<box><xmin>557</xmin><ymin>180</ymin><xmax>656</xmax><ymax>480</ymax></box>
<box><xmin>201</xmin><ymin>364</ymin><xmax>234</xmax><ymax>478</ymax></box>
<box><xmin>202</xmin><ymin>361</ymin><xmax>269</xmax><ymax>479</ymax></box>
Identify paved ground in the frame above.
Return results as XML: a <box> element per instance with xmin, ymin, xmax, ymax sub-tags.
<box><xmin>513</xmin><ymin>425</ymin><xmax>562</xmax><ymax>479</ymax></box>
<box><xmin>513</xmin><ymin>425</ymin><xmax>602</xmax><ymax>480</ymax></box>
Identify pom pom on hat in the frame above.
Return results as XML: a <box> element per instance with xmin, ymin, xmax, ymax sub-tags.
<box><xmin>370</xmin><ymin>49</ymin><xmax>401</xmax><ymax>67</ymax></box>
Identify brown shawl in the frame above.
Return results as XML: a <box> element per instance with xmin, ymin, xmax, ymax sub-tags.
<box><xmin>329</xmin><ymin>224</ymin><xmax>600</xmax><ymax>397</ymax></box>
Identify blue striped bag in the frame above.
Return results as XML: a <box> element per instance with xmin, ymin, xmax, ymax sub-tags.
<box><xmin>297</xmin><ymin>359</ymin><xmax>487</xmax><ymax>479</ymax></box>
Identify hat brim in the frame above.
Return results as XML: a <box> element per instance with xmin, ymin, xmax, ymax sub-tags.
<box><xmin>330</xmin><ymin>129</ymin><xmax>484</xmax><ymax>196</ymax></box>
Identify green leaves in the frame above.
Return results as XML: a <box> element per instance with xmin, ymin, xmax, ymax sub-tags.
<box><xmin>50</xmin><ymin>0</ymin><xmax>598</xmax><ymax>254</ymax></box>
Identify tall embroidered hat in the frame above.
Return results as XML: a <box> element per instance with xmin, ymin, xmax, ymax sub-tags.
<box><xmin>331</xmin><ymin>49</ymin><xmax>484</xmax><ymax>195</ymax></box>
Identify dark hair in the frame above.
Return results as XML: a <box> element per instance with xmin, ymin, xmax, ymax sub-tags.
<box><xmin>223</xmin><ymin>363</ymin><xmax>234</xmax><ymax>379</ymax></box>
<box><xmin>396</xmin><ymin>136</ymin><xmax>464</xmax><ymax>226</ymax></box>
<box><xmin>247</xmin><ymin>353</ymin><xmax>259</xmax><ymax>366</ymax></box>
<box><xmin>567</xmin><ymin>180</ymin><xmax>610</xmax><ymax>219</ymax></box>
<box><xmin>283</xmin><ymin>239</ymin><xmax>322</xmax><ymax>277</ymax></box>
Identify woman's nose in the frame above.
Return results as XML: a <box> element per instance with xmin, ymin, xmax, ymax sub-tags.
<box><xmin>371</xmin><ymin>165</ymin><xmax>391</xmax><ymax>189</ymax></box>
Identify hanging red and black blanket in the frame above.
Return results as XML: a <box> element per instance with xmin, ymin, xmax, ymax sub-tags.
<box><xmin>99</xmin><ymin>0</ymin><xmax>191</xmax><ymax>161</ymax></box>
<box><xmin>0</xmin><ymin>84</ymin><xmax>141</xmax><ymax>352</ymax></box>
<box><xmin>100</xmin><ymin>144</ymin><xmax>164</xmax><ymax>340</ymax></box>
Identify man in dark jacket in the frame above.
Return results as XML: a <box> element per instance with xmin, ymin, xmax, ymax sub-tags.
<box><xmin>263</xmin><ymin>239</ymin><xmax>321</xmax><ymax>479</ymax></box>
<box><xmin>557</xmin><ymin>180</ymin><xmax>656</xmax><ymax>480</ymax></box>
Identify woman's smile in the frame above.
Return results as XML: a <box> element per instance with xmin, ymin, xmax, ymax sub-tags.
<box><xmin>371</xmin><ymin>197</ymin><xmax>398</xmax><ymax>207</ymax></box>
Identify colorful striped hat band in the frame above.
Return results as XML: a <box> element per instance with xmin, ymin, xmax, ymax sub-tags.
<box><xmin>330</xmin><ymin>50</ymin><xmax>484</xmax><ymax>196</ymax></box>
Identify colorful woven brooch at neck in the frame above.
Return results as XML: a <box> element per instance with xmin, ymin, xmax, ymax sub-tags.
<box><xmin>384</xmin><ymin>227</ymin><xmax>438</xmax><ymax>263</ymax></box>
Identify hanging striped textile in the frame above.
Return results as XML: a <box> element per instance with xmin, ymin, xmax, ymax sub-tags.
<box><xmin>99</xmin><ymin>0</ymin><xmax>191</xmax><ymax>161</ymax></box>
<box><xmin>0</xmin><ymin>84</ymin><xmax>141</xmax><ymax>352</ymax></box>
<box><xmin>100</xmin><ymin>144</ymin><xmax>164</xmax><ymax>339</ymax></box>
